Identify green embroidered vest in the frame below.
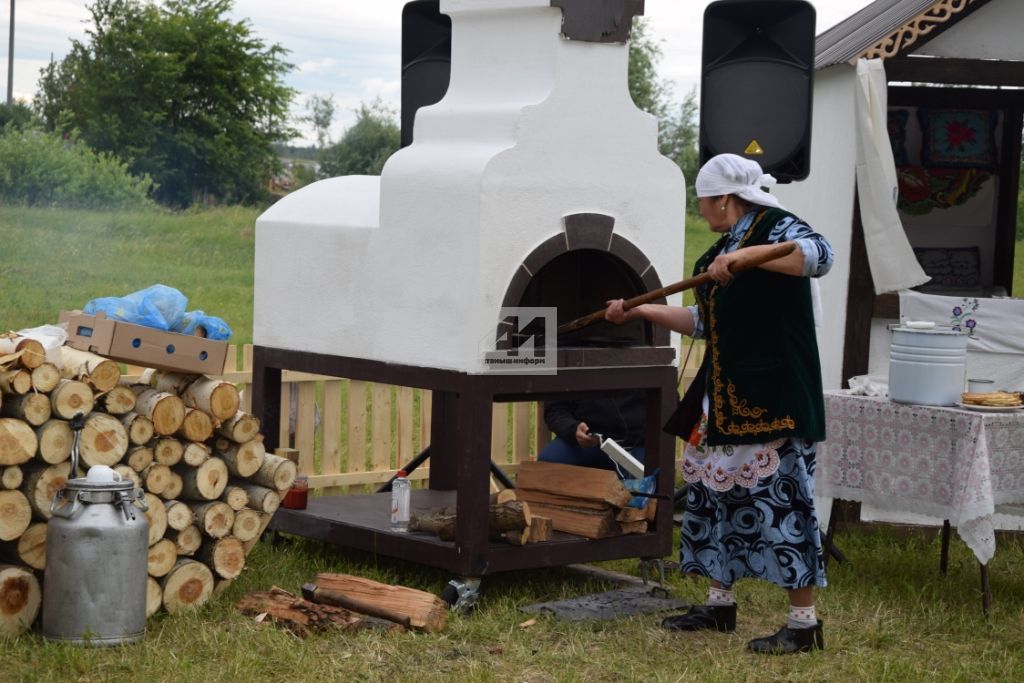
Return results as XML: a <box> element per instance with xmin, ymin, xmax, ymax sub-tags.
<box><xmin>691</xmin><ymin>208</ymin><xmax>826</xmax><ymax>446</ymax></box>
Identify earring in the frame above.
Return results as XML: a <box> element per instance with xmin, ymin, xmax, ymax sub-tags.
<box><xmin>720</xmin><ymin>205</ymin><xmax>726</xmax><ymax>211</ymax></box>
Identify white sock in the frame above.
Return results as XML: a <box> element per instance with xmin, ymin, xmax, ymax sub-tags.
<box><xmin>706</xmin><ymin>587</ymin><xmax>735</xmax><ymax>606</ymax></box>
<box><xmin>787</xmin><ymin>605</ymin><xmax>817</xmax><ymax>629</ymax></box>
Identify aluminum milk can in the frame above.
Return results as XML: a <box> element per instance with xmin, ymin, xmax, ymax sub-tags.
<box><xmin>42</xmin><ymin>464</ymin><xmax>149</xmax><ymax>645</ymax></box>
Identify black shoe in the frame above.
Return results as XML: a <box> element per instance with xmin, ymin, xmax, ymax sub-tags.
<box><xmin>661</xmin><ymin>604</ymin><xmax>737</xmax><ymax>632</ymax></box>
<box><xmin>746</xmin><ymin>620</ymin><xmax>824</xmax><ymax>654</ymax></box>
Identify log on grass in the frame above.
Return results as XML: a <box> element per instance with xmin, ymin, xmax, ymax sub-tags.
<box><xmin>132</xmin><ymin>389</ymin><xmax>185</xmax><ymax>436</ymax></box>
<box><xmin>197</xmin><ymin>536</ymin><xmax>245</xmax><ymax>579</ymax></box>
<box><xmin>216</xmin><ymin>439</ymin><xmax>264</xmax><ymax>478</ymax></box>
<box><xmin>249</xmin><ymin>453</ymin><xmax>296</xmax><ymax>492</ymax></box>
<box><xmin>0</xmin><ymin>490</ymin><xmax>32</xmax><ymax>541</ymax></box>
<box><xmin>79</xmin><ymin>412</ymin><xmax>129</xmax><ymax>467</ymax></box>
<box><xmin>0</xmin><ymin>522</ymin><xmax>46</xmax><ymax>570</ymax></box>
<box><xmin>50</xmin><ymin>379</ymin><xmax>95</xmax><ymax>420</ymax></box>
<box><xmin>516</xmin><ymin>460</ymin><xmax>633</xmax><ymax>508</ymax></box>
<box><xmin>187</xmin><ymin>500</ymin><xmax>235</xmax><ymax>539</ymax></box>
<box><xmin>231</xmin><ymin>508</ymin><xmax>261</xmax><ymax>542</ymax></box>
<box><xmin>20</xmin><ymin>461</ymin><xmax>71</xmax><ymax>520</ymax></box>
<box><xmin>303</xmin><ymin>583</ymin><xmax>413</xmax><ymax>628</ymax></box>
<box><xmin>1</xmin><ymin>465</ymin><xmax>22</xmax><ymax>490</ymax></box>
<box><xmin>0</xmin><ymin>564</ymin><xmax>42</xmax><ymax>636</ymax></box>
<box><xmin>141</xmin><ymin>492</ymin><xmax>168</xmax><ymax>546</ymax></box>
<box><xmin>231</xmin><ymin>481</ymin><xmax>280</xmax><ymax>514</ymax></box>
<box><xmin>0</xmin><ymin>369</ymin><xmax>31</xmax><ymax>395</ymax></box>
<box><xmin>176</xmin><ymin>408</ymin><xmax>213</xmax><ymax>443</ymax></box>
<box><xmin>126</xmin><ymin>446</ymin><xmax>154</xmax><ymax>473</ymax></box>
<box><xmin>147</xmin><ymin>538</ymin><xmax>177</xmax><ymax>578</ymax></box>
<box><xmin>1</xmin><ymin>393</ymin><xmax>52</xmax><ymax>426</ymax></box>
<box><xmin>161</xmin><ymin>558</ymin><xmax>214</xmax><ymax>614</ymax></box>
<box><xmin>59</xmin><ymin>346</ymin><xmax>121</xmax><ymax>391</ymax></box>
<box><xmin>236</xmin><ymin>586</ymin><xmax>362</xmax><ymax>638</ymax></box>
<box><xmin>146</xmin><ymin>577</ymin><xmax>163</xmax><ymax>618</ymax></box>
<box><xmin>177</xmin><ymin>457</ymin><xmax>229</xmax><ymax>501</ymax></box>
<box><xmin>164</xmin><ymin>500</ymin><xmax>194</xmax><ymax>532</ymax></box>
<box><xmin>30</xmin><ymin>363</ymin><xmax>61</xmax><ymax>393</ymax></box>
<box><xmin>215</xmin><ymin>411</ymin><xmax>260</xmax><ymax>444</ymax></box>
<box><xmin>0</xmin><ymin>336</ymin><xmax>45</xmax><ymax>370</ymax></box>
<box><xmin>121</xmin><ymin>412</ymin><xmax>155</xmax><ymax>446</ymax></box>
<box><xmin>182</xmin><ymin>378</ymin><xmax>239</xmax><ymax>422</ymax></box>
<box><xmin>98</xmin><ymin>385</ymin><xmax>136</xmax><ymax>415</ymax></box>
<box><xmin>315</xmin><ymin>572</ymin><xmax>447</xmax><ymax>633</ymax></box>
<box><xmin>152</xmin><ymin>438</ymin><xmax>184</xmax><ymax>467</ymax></box>
<box><xmin>0</xmin><ymin>417</ymin><xmax>38</xmax><ymax>465</ymax></box>
<box><xmin>35</xmin><ymin>419</ymin><xmax>72</xmax><ymax>464</ymax></box>
<box><xmin>167</xmin><ymin>525</ymin><xmax>202</xmax><ymax>555</ymax></box>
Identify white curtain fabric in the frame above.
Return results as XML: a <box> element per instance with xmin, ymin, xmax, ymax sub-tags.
<box><xmin>854</xmin><ymin>58</ymin><xmax>929</xmax><ymax>294</ymax></box>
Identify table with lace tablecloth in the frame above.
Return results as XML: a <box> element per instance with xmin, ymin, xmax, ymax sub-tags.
<box><xmin>819</xmin><ymin>391</ymin><xmax>1024</xmax><ymax>569</ymax></box>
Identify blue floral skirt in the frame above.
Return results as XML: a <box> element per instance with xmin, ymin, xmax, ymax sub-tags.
<box><xmin>679</xmin><ymin>438</ymin><xmax>827</xmax><ymax>590</ymax></box>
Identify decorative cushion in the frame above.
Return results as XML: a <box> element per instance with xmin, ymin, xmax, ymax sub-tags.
<box><xmin>913</xmin><ymin>246</ymin><xmax>982</xmax><ymax>290</ymax></box>
<box><xmin>919</xmin><ymin>108</ymin><xmax>997</xmax><ymax>169</ymax></box>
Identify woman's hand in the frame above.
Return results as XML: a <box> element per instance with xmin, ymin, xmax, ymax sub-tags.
<box><xmin>576</xmin><ymin>422</ymin><xmax>600</xmax><ymax>448</ymax></box>
<box><xmin>605</xmin><ymin>298</ymin><xmax>632</xmax><ymax>324</ymax></box>
<box><xmin>708</xmin><ymin>252</ymin><xmax>737</xmax><ymax>284</ymax></box>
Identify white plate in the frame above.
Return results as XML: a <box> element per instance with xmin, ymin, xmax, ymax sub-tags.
<box><xmin>955</xmin><ymin>402</ymin><xmax>1024</xmax><ymax>413</ymax></box>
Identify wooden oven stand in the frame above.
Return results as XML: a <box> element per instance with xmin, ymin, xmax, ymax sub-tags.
<box><xmin>253</xmin><ymin>346</ymin><xmax>677</xmax><ymax>577</ymax></box>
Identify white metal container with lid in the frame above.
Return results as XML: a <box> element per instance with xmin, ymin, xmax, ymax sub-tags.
<box><xmin>888</xmin><ymin>322</ymin><xmax>968</xmax><ymax>406</ymax></box>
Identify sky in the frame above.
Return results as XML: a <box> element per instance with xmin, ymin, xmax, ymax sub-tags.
<box><xmin>2</xmin><ymin>0</ymin><xmax>877</xmax><ymax>145</ymax></box>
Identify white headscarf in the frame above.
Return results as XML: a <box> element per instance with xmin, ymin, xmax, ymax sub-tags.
<box><xmin>694</xmin><ymin>153</ymin><xmax>785</xmax><ymax>210</ymax></box>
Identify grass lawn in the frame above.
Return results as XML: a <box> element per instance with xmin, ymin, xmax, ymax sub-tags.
<box><xmin>3</xmin><ymin>206</ymin><xmax>1024</xmax><ymax>680</ymax></box>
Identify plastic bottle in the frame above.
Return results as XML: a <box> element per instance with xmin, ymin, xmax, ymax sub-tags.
<box><xmin>390</xmin><ymin>470</ymin><xmax>411</xmax><ymax>532</ymax></box>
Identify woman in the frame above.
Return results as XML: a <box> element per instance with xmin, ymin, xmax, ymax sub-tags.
<box><xmin>605</xmin><ymin>153</ymin><xmax>834</xmax><ymax>655</ymax></box>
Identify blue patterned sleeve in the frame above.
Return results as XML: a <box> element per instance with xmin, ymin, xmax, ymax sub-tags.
<box><xmin>687</xmin><ymin>304</ymin><xmax>704</xmax><ymax>339</ymax></box>
<box><xmin>768</xmin><ymin>215</ymin><xmax>834</xmax><ymax>278</ymax></box>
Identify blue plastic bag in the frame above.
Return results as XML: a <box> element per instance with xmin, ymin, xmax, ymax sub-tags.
<box><xmin>623</xmin><ymin>470</ymin><xmax>659</xmax><ymax>509</ymax></box>
<box><xmin>84</xmin><ymin>284</ymin><xmax>187</xmax><ymax>331</ymax></box>
<box><xmin>173</xmin><ymin>311</ymin><xmax>233</xmax><ymax>341</ymax></box>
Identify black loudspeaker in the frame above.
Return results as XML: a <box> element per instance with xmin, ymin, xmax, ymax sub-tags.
<box><xmin>699</xmin><ymin>0</ymin><xmax>815</xmax><ymax>181</ymax></box>
<box><xmin>401</xmin><ymin>1</ymin><xmax>452</xmax><ymax>148</ymax></box>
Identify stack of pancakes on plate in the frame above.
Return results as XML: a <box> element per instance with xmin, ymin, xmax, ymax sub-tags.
<box><xmin>960</xmin><ymin>391</ymin><xmax>1023</xmax><ymax>407</ymax></box>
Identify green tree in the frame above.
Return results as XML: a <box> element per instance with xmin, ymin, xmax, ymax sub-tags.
<box><xmin>302</xmin><ymin>94</ymin><xmax>336</xmax><ymax>151</ymax></box>
<box><xmin>35</xmin><ymin>0</ymin><xmax>295</xmax><ymax>207</ymax></box>
<box><xmin>0</xmin><ymin>101</ymin><xmax>38</xmax><ymax>131</ymax></box>
<box><xmin>319</xmin><ymin>99</ymin><xmax>400</xmax><ymax>178</ymax></box>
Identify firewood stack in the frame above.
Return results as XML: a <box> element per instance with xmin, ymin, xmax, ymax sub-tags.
<box><xmin>0</xmin><ymin>336</ymin><xmax>292</xmax><ymax>635</ymax></box>
<box><xmin>513</xmin><ymin>460</ymin><xmax>655</xmax><ymax>539</ymax></box>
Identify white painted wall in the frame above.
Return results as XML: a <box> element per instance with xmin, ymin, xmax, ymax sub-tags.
<box><xmin>913</xmin><ymin>0</ymin><xmax>1024</xmax><ymax>61</ymax></box>
<box><xmin>773</xmin><ymin>65</ymin><xmax>859</xmax><ymax>391</ymax></box>
<box><xmin>254</xmin><ymin>0</ymin><xmax>685</xmax><ymax>372</ymax></box>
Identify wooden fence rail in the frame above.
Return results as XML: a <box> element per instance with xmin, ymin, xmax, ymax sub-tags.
<box><xmin>126</xmin><ymin>342</ymin><xmax>706</xmax><ymax>492</ymax></box>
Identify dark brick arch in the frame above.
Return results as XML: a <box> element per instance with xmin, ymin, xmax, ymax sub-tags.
<box><xmin>501</xmin><ymin>212</ymin><xmax>670</xmax><ymax>347</ymax></box>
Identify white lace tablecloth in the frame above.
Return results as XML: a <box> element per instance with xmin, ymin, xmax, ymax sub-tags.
<box><xmin>819</xmin><ymin>391</ymin><xmax>1024</xmax><ymax>564</ymax></box>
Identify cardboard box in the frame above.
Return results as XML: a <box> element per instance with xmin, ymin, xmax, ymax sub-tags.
<box><xmin>59</xmin><ymin>310</ymin><xmax>228</xmax><ymax>376</ymax></box>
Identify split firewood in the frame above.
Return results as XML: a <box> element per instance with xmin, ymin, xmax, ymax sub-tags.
<box><xmin>181</xmin><ymin>442</ymin><xmax>211</xmax><ymax>467</ymax></box>
<box><xmin>121</xmin><ymin>412</ymin><xmax>155</xmax><ymax>446</ymax></box>
<box><xmin>132</xmin><ymin>388</ymin><xmax>185</xmax><ymax>436</ymax></box>
<box><xmin>231</xmin><ymin>508</ymin><xmax>262</xmax><ymax>542</ymax></box>
<box><xmin>249</xmin><ymin>453</ymin><xmax>296</xmax><ymax>492</ymax></box>
<box><xmin>35</xmin><ymin>419</ymin><xmax>72</xmax><ymax>464</ymax></box>
<box><xmin>315</xmin><ymin>572</ymin><xmax>447</xmax><ymax>633</ymax></box>
<box><xmin>0</xmin><ymin>335</ymin><xmax>45</xmax><ymax>370</ymax></box>
<box><xmin>164</xmin><ymin>500</ymin><xmax>194</xmax><ymax>531</ymax></box>
<box><xmin>20</xmin><ymin>461</ymin><xmax>71</xmax><ymax>520</ymax></box>
<box><xmin>146</xmin><ymin>577</ymin><xmax>163</xmax><ymax>618</ymax></box>
<box><xmin>0</xmin><ymin>418</ymin><xmax>37</xmax><ymax>466</ymax></box>
<box><xmin>187</xmin><ymin>500</ymin><xmax>235</xmax><ymax>539</ymax></box>
<box><xmin>528</xmin><ymin>515</ymin><xmax>553</xmax><ymax>543</ymax></box>
<box><xmin>161</xmin><ymin>559</ymin><xmax>214</xmax><ymax>614</ymax></box>
<box><xmin>166</xmin><ymin>525</ymin><xmax>202</xmax><ymax>556</ymax></box>
<box><xmin>125</xmin><ymin>446</ymin><xmax>154</xmax><ymax>473</ymax></box>
<box><xmin>216</xmin><ymin>439</ymin><xmax>264</xmax><ymax>478</ymax></box>
<box><xmin>516</xmin><ymin>460</ymin><xmax>633</xmax><ymax>508</ymax></box>
<box><xmin>0</xmin><ymin>490</ymin><xmax>32</xmax><ymax>541</ymax></box>
<box><xmin>0</xmin><ymin>564</ymin><xmax>42</xmax><ymax>636</ymax></box>
<box><xmin>147</xmin><ymin>538</ymin><xmax>177</xmax><ymax>577</ymax></box>
<box><xmin>78</xmin><ymin>412</ymin><xmax>129</xmax><ymax>467</ymax></box>
<box><xmin>619</xmin><ymin>520</ymin><xmax>648</xmax><ymax>534</ymax></box>
<box><xmin>215</xmin><ymin>411</ymin><xmax>260</xmax><ymax>444</ymax></box>
<box><xmin>176</xmin><ymin>408</ymin><xmax>213</xmax><ymax>443</ymax></box>
<box><xmin>615</xmin><ymin>506</ymin><xmax>648</xmax><ymax>523</ymax></box>
<box><xmin>236</xmin><ymin>586</ymin><xmax>362</xmax><ymax>638</ymax></box>
<box><xmin>0</xmin><ymin>522</ymin><xmax>46</xmax><ymax>570</ymax></box>
<box><xmin>219</xmin><ymin>485</ymin><xmax>249</xmax><ymax>511</ymax></box>
<box><xmin>1</xmin><ymin>393</ymin><xmax>52</xmax><ymax>426</ymax></box>
<box><xmin>152</xmin><ymin>438</ymin><xmax>184</xmax><ymax>466</ymax></box>
<box><xmin>182</xmin><ymin>378</ymin><xmax>239</xmax><ymax>422</ymax></box>
<box><xmin>409</xmin><ymin>500</ymin><xmax>532</xmax><ymax>542</ymax></box>
<box><xmin>197</xmin><ymin>537</ymin><xmax>245</xmax><ymax>579</ymax></box>
<box><xmin>519</xmin><ymin>501</ymin><xmax>618</xmax><ymax>539</ymax></box>
<box><xmin>2</xmin><ymin>465</ymin><xmax>23</xmax><ymax>490</ymax></box>
<box><xmin>0</xmin><ymin>369</ymin><xmax>32</xmax><ymax>395</ymax></box>
<box><xmin>302</xmin><ymin>583</ymin><xmax>413</xmax><ymax>628</ymax></box>
<box><xmin>60</xmin><ymin>346</ymin><xmax>121</xmax><ymax>392</ymax></box>
<box><xmin>176</xmin><ymin>457</ymin><xmax>229</xmax><ymax>501</ymax></box>
<box><xmin>141</xmin><ymin>492</ymin><xmax>168</xmax><ymax>546</ymax></box>
<box><xmin>97</xmin><ymin>385</ymin><xmax>136</xmax><ymax>415</ymax></box>
<box><xmin>50</xmin><ymin>379</ymin><xmax>95</xmax><ymax>420</ymax></box>
<box><xmin>161</xmin><ymin>471</ymin><xmax>184</xmax><ymax>500</ymax></box>
<box><xmin>30</xmin><ymin>363</ymin><xmax>61</xmax><ymax>393</ymax></box>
